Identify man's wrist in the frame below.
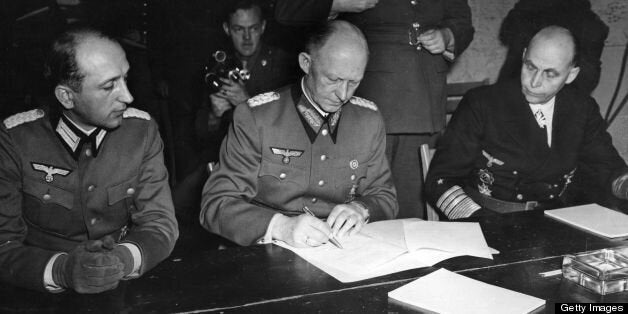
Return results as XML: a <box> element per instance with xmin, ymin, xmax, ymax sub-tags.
<box><xmin>349</xmin><ymin>201</ymin><xmax>370</xmax><ymax>223</ymax></box>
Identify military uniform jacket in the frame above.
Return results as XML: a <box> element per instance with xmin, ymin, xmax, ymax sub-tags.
<box><xmin>200</xmin><ymin>84</ymin><xmax>398</xmax><ymax>245</ymax></box>
<box><xmin>0</xmin><ymin>107</ymin><xmax>179</xmax><ymax>291</ymax></box>
<box><xmin>275</xmin><ymin>0</ymin><xmax>475</xmax><ymax>134</ymax></box>
<box><xmin>425</xmin><ymin>80</ymin><xmax>627</xmax><ymax>218</ymax></box>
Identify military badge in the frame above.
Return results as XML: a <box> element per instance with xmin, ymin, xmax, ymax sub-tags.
<box><xmin>270</xmin><ymin>147</ymin><xmax>304</xmax><ymax>164</ymax></box>
<box><xmin>31</xmin><ymin>162</ymin><xmax>71</xmax><ymax>183</ymax></box>
<box><xmin>559</xmin><ymin>168</ymin><xmax>577</xmax><ymax>197</ymax></box>
<box><xmin>477</xmin><ymin>168</ymin><xmax>494</xmax><ymax>196</ymax></box>
<box><xmin>248</xmin><ymin>92</ymin><xmax>279</xmax><ymax>108</ymax></box>
<box><xmin>349</xmin><ymin>160</ymin><xmax>359</xmax><ymax>170</ymax></box>
<box><xmin>482</xmin><ymin>150</ymin><xmax>504</xmax><ymax>168</ymax></box>
<box><xmin>349</xmin><ymin>96</ymin><xmax>378</xmax><ymax>111</ymax></box>
<box><xmin>261</xmin><ymin>59</ymin><xmax>267</xmax><ymax>67</ymax></box>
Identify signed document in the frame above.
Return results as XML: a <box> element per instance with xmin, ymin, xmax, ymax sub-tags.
<box><xmin>275</xmin><ymin>219</ymin><xmax>493</xmax><ymax>282</ymax></box>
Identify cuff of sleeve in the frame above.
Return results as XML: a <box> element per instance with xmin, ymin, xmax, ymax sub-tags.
<box><xmin>257</xmin><ymin>213</ymin><xmax>284</xmax><ymax>244</ymax></box>
<box><xmin>436</xmin><ymin>185</ymin><xmax>481</xmax><ymax>219</ymax></box>
<box><xmin>120</xmin><ymin>243</ymin><xmax>142</xmax><ymax>278</ymax></box>
<box><xmin>349</xmin><ymin>201</ymin><xmax>370</xmax><ymax>223</ymax></box>
<box><xmin>44</xmin><ymin>253</ymin><xmax>66</xmax><ymax>292</ymax></box>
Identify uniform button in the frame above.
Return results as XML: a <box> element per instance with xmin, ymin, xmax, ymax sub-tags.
<box><xmin>410</xmin><ymin>0</ymin><xmax>418</xmax><ymax>4</ymax></box>
<box><xmin>87</xmin><ymin>185</ymin><xmax>95</xmax><ymax>192</ymax></box>
<box><xmin>90</xmin><ymin>218</ymin><xmax>98</xmax><ymax>225</ymax></box>
<box><xmin>320</xmin><ymin>155</ymin><xmax>327</xmax><ymax>161</ymax></box>
<box><xmin>279</xmin><ymin>173</ymin><xmax>287</xmax><ymax>179</ymax></box>
<box><xmin>42</xmin><ymin>194</ymin><xmax>51</xmax><ymax>201</ymax></box>
<box><xmin>126</xmin><ymin>188</ymin><xmax>135</xmax><ymax>195</ymax></box>
<box><xmin>321</xmin><ymin>129</ymin><xmax>329</xmax><ymax>136</ymax></box>
<box><xmin>129</xmin><ymin>205</ymin><xmax>136</xmax><ymax>210</ymax></box>
<box><xmin>516</xmin><ymin>194</ymin><xmax>523</xmax><ymax>200</ymax></box>
<box><xmin>311</xmin><ymin>198</ymin><xmax>317</xmax><ymax>203</ymax></box>
<box><xmin>549</xmin><ymin>194</ymin><xmax>555</xmax><ymax>199</ymax></box>
<box><xmin>512</xmin><ymin>170</ymin><xmax>518</xmax><ymax>175</ymax></box>
<box><xmin>351</xmin><ymin>174</ymin><xmax>356</xmax><ymax>181</ymax></box>
<box><xmin>85</xmin><ymin>149</ymin><xmax>92</xmax><ymax>157</ymax></box>
<box><xmin>318</xmin><ymin>180</ymin><xmax>325</xmax><ymax>186</ymax></box>
<box><xmin>553</xmin><ymin>184</ymin><xmax>558</xmax><ymax>188</ymax></box>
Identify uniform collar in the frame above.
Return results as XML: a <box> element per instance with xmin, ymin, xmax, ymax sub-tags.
<box><xmin>55</xmin><ymin>114</ymin><xmax>107</xmax><ymax>160</ymax></box>
<box><xmin>293</xmin><ymin>78</ymin><xmax>342</xmax><ymax>144</ymax></box>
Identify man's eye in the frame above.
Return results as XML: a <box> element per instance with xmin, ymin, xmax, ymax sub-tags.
<box><xmin>103</xmin><ymin>85</ymin><xmax>113</xmax><ymax>91</ymax></box>
<box><xmin>546</xmin><ymin>72</ymin><xmax>558</xmax><ymax>78</ymax></box>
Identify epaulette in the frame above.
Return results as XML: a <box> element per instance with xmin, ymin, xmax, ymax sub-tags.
<box><xmin>123</xmin><ymin>107</ymin><xmax>151</xmax><ymax>120</ymax></box>
<box><xmin>349</xmin><ymin>96</ymin><xmax>378</xmax><ymax>111</ymax></box>
<box><xmin>247</xmin><ymin>92</ymin><xmax>280</xmax><ymax>108</ymax></box>
<box><xmin>3</xmin><ymin>109</ymin><xmax>45</xmax><ymax>129</ymax></box>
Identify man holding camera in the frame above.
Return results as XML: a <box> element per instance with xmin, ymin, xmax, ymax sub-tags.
<box><xmin>208</xmin><ymin>0</ymin><xmax>296</xmax><ymax>122</ymax></box>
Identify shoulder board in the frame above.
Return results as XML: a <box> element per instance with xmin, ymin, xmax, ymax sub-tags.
<box><xmin>3</xmin><ymin>109</ymin><xmax>45</xmax><ymax>129</ymax></box>
<box><xmin>247</xmin><ymin>92</ymin><xmax>280</xmax><ymax>108</ymax></box>
<box><xmin>123</xmin><ymin>107</ymin><xmax>151</xmax><ymax>120</ymax></box>
<box><xmin>349</xmin><ymin>96</ymin><xmax>378</xmax><ymax>111</ymax></box>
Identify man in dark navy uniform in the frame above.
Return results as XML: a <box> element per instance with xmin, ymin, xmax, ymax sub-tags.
<box><xmin>201</xmin><ymin>20</ymin><xmax>397</xmax><ymax>247</ymax></box>
<box><xmin>425</xmin><ymin>26</ymin><xmax>628</xmax><ymax>219</ymax></box>
<box><xmin>0</xmin><ymin>27</ymin><xmax>178</xmax><ymax>293</ymax></box>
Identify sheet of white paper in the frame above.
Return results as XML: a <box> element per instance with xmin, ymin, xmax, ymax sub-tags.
<box><xmin>545</xmin><ymin>204</ymin><xmax>628</xmax><ymax>238</ymax></box>
<box><xmin>403</xmin><ymin>220</ymin><xmax>493</xmax><ymax>261</ymax></box>
<box><xmin>388</xmin><ymin>269</ymin><xmax>545</xmax><ymax>314</ymax></box>
<box><xmin>275</xmin><ymin>219</ymin><xmax>493</xmax><ymax>282</ymax></box>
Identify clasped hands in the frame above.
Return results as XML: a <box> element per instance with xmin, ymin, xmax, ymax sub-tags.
<box><xmin>52</xmin><ymin>235</ymin><xmax>133</xmax><ymax>294</ymax></box>
<box><xmin>273</xmin><ymin>203</ymin><xmax>368</xmax><ymax>248</ymax></box>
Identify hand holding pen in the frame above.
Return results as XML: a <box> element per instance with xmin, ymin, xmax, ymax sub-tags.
<box><xmin>303</xmin><ymin>207</ymin><xmax>343</xmax><ymax>249</ymax></box>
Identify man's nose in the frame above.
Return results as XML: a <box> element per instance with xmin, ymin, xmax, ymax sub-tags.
<box><xmin>530</xmin><ymin>71</ymin><xmax>542</xmax><ymax>89</ymax></box>
<box><xmin>335</xmin><ymin>81</ymin><xmax>350</xmax><ymax>102</ymax></box>
<box><xmin>119</xmin><ymin>81</ymin><xmax>134</xmax><ymax>104</ymax></box>
<box><xmin>243</xmin><ymin>29</ymin><xmax>251</xmax><ymax>40</ymax></box>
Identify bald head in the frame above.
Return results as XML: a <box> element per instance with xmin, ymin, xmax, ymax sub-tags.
<box><xmin>527</xmin><ymin>26</ymin><xmax>579</xmax><ymax>67</ymax></box>
<box><xmin>520</xmin><ymin>26</ymin><xmax>581</xmax><ymax>104</ymax></box>
<box><xmin>299</xmin><ymin>20</ymin><xmax>369</xmax><ymax>113</ymax></box>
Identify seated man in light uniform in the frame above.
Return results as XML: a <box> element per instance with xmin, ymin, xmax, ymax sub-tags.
<box><xmin>0</xmin><ymin>27</ymin><xmax>178</xmax><ymax>293</ymax></box>
<box><xmin>200</xmin><ymin>20</ymin><xmax>398</xmax><ymax>247</ymax></box>
<box><xmin>426</xmin><ymin>26</ymin><xmax>628</xmax><ymax>219</ymax></box>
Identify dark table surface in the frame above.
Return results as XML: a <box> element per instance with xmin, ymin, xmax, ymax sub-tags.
<box><xmin>1</xmin><ymin>210</ymin><xmax>626</xmax><ymax>313</ymax></box>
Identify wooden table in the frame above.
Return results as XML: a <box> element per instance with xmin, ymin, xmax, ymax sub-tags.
<box><xmin>1</xmin><ymin>211</ymin><xmax>626</xmax><ymax>313</ymax></box>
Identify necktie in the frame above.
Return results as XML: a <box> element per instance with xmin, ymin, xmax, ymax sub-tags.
<box><xmin>534</xmin><ymin>109</ymin><xmax>546</xmax><ymax>128</ymax></box>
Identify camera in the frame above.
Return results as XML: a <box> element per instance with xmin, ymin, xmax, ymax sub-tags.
<box><xmin>204</xmin><ymin>50</ymin><xmax>250</xmax><ymax>94</ymax></box>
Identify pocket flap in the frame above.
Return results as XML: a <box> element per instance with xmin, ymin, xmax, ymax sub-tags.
<box><xmin>23</xmin><ymin>177</ymin><xmax>74</xmax><ymax>209</ymax></box>
<box><xmin>107</xmin><ymin>176</ymin><xmax>137</xmax><ymax>206</ymax></box>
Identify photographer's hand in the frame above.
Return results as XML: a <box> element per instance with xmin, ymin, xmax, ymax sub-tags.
<box><xmin>210</xmin><ymin>93</ymin><xmax>233</xmax><ymax>118</ymax></box>
<box><xmin>219</xmin><ymin>78</ymin><xmax>250</xmax><ymax>106</ymax></box>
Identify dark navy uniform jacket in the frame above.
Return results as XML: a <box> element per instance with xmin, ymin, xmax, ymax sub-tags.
<box><xmin>0</xmin><ymin>106</ymin><xmax>178</xmax><ymax>291</ymax></box>
<box><xmin>426</xmin><ymin>80</ymin><xmax>628</xmax><ymax>219</ymax></box>
<box><xmin>200</xmin><ymin>83</ymin><xmax>398</xmax><ymax>245</ymax></box>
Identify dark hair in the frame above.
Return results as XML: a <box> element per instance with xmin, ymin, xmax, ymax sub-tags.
<box><xmin>224</xmin><ymin>0</ymin><xmax>266</xmax><ymax>24</ymax></box>
<box><xmin>304</xmin><ymin>20</ymin><xmax>367</xmax><ymax>56</ymax></box>
<box><xmin>304</xmin><ymin>22</ymin><xmax>338</xmax><ymax>55</ymax></box>
<box><xmin>44</xmin><ymin>26</ymin><xmax>115</xmax><ymax>91</ymax></box>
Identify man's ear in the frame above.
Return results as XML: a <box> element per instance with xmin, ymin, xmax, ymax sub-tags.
<box><xmin>521</xmin><ymin>48</ymin><xmax>527</xmax><ymax>61</ymax></box>
<box><xmin>54</xmin><ymin>85</ymin><xmax>75</xmax><ymax>110</ymax></box>
<box><xmin>222</xmin><ymin>22</ymin><xmax>230</xmax><ymax>36</ymax></box>
<box><xmin>298</xmin><ymin>52</ymin><xmax>312</xmax><ymax>74</ymax></box>
<box><xmin>565</xmin><ymin>65</ymin><xmax>580</xmax><ymax>84</ymax></box>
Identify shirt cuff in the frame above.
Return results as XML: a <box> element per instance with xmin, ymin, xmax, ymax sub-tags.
<box><xmin>44</xmin><ymin>253</ymin><xmax>66</xmax><ymax>292</ymax></box>
<box><xmin>257</xmin><ymin>213</ymin><xmax>284</xmax><ymax>244</ymax></box>
<box><xmin>119</xmin><ymin>243</ymin><xmax>142</xmax><ymax>278</ymax></box>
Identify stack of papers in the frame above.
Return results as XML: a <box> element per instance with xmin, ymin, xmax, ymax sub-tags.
<box><xmin>388</xmin><ymin>269</ymin><xmax>545</xmax><ymax>314</ymax></box>
<box><xmin>275</xmin><ymin>219</ymin><xmax>493</xmax><ymax>282</ymax></box>
<box><xmin>545</xmin><ymin>204</ymin><xmax>628</xmax><ymax>239</ymax></box>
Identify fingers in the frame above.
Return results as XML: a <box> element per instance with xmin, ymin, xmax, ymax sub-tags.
<box><xmin>417</xmin><ymin>29</ymin><xmax>446</xmax><ymax>54</ymax></box>
<box><xmin>328</xmin><ymin>204</ymin><xmax>366</xmax><ymax>238</ymax></box>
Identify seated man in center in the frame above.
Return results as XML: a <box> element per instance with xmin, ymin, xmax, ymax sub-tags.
<box><xmin>200</xmin><ymin>20</ymin><xmax>398</xmax><ymax>247</ymax></box>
